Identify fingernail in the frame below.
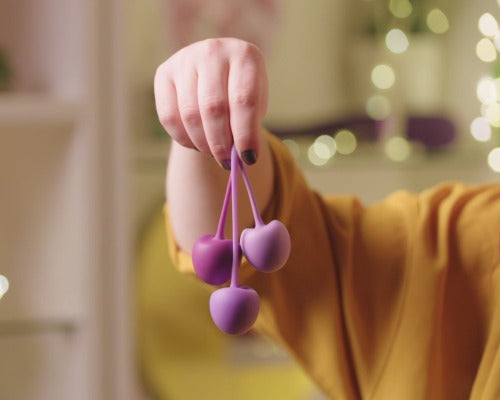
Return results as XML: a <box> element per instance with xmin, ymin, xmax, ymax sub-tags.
<box><xmin>221</xmin><ymin>159</ymin><xmax>231</xmax><ymax>170</ymax></box>
<box><xmin>241</xmin><ymin>150</ymin><xmax>256</xmax><ymax>165</ymax></box>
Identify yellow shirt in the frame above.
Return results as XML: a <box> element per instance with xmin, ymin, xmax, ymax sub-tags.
<box><xmin>164</xmin><ymin>134</ymin><xmax>500</xmax><ymax>400</ymax></box>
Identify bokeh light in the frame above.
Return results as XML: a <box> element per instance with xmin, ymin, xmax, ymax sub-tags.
<box><xmin>386</xmin><ymin>29</ymin><xmax>409</xmax><ymax>54</ymax></box>
<box><xmin>308</xmin><ymin>144</ymin><xmax>328</xmax><ymax>166</ymax></box>
<box><xmin>307</xmin><ymin>146</ymin><xmax>327</xmax><ymax>166</ymax></box>
<box><xmin>494</xmin><ymin>32</ymin><xmax>500</xmax><ymax>51</ymax></box>
<box><xmin>334</xmin><ymin>129</ymin><xmax>357</xmax><ymax>155</ymax></box>
<box><xmin>487</xmin><ymin>147</ymin><xmax>500</xmax><ymax>172</ymax></box>
<box><xmin>478</xmin><ymin>13</ymin><xmax>499</xmax><ymax>37</ymax></box>
<box><xmin>371</xmin><ymin>64</ymin><xmax>395</xmax><ymax>89</ymax></box>
<box><xmin>476</xmin><ymin>77</ymin><xmax>498</xmax><ymax>105</ymax></box>
<box><xmin>388</xmin><ymin>0</ymin><xmax>412</xmax><ymax>19</ymax></box>
<box><xmin>282</xmin><ymin>138</ymin><xmax>301</xmax><ymax>160</ymax></box>
<box><xmin>385</xmin><ymin>137</ymin><xmax>411</xmax><ymax>162</ymax></box>
<box><xmin>426</xmin><ymin>9</ymin><xmax>449</xmax><ymax>34</ymax></box>
<box><xmin>0</xmin><ymin>275</ymin><xmax>9</xmax><ymax>300</ymax></box>
<box><xmin>307</xmin><ymin>135</ymin><xmax>336</xmax><ymax>166</ymax></box>
<box><xmin>470</xmin><ymin>117</ymin><xmax>492</xmax><ymax>142</ymax></box>
<box><xmin>366</xmin><ymin>94</ymin><xmax>391</xmax><ymax>120</ymax></box>
<box><xmin>476</xmin><ymin>38</ymin><xmax>497</xmax><ymax>63</ymax></box>
<box><xmin>315</xmin><ymin>134</ymin><xmax>337</xmax><ymax>157</ymax></box>
<box><xmin>486</xmin><ymin>103</ymin><xmax>500</xmax><ymax>127</ymax></box>
<box><xmin>485</xmin><ymin>102</ymin><xmax>500</xmax><ymax>127</ymax></box>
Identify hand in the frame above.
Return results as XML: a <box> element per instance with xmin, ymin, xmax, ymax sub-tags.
<box><xmin>154</xmin><ymin>38</ymin><xmax>268</xmax><ymax>168</ymax></box>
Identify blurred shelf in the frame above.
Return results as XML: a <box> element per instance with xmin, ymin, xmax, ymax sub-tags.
<box><xmin>0</xmin><ymin>93</ymin><xmax>78</xmax><ymax>132</ymax></box>
<box><xmin>288</xmin><ymin>136</ymin><xmax>494</xmax><ymax>172</ymax></box>
<box><xmin>0</xmin><ymin>317</ymin><xmax>79</xmax><ymax>337</ymax></box>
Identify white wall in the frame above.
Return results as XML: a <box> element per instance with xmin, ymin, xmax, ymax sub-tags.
<box><xmin>264</xmin><ymin>0</ymin><xmax>350</xmax><ymax>128</ymax></box>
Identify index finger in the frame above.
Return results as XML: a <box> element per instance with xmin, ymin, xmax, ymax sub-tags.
<box><xmin>154</xmin><ymin>64</ymin><xmax>196</xmax><ymax>149</ymax></box>
<box><xmin>227</xmin><ymin>47</ymin><xmax>266</xmax><ymax>165</ymax></box>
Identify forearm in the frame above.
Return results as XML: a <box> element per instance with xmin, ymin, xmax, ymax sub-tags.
<box><xmin>166</xmin><ymin>130</ymin><xmax>274</xmax><ymax>253</ymax></box>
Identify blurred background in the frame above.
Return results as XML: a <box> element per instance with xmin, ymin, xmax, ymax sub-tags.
<box><xmin>0</xmin><ymin>0</ymin><xmax>499</xmax><ymax>399</ymax></box>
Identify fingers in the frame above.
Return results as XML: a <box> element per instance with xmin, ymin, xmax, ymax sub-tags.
<box><xmin>176</xmin><ymin>68</ymin><xmax>212</xmax><ymax>153</ymax></box>
<box><xmin>227</xmin><ymin>44</ymin><xmax>265</xmax><ymax>164</ymax></box>
<box><xmin>154</xmin><ymin>39</ymin><xmax>267</xmax><ymax>167</ymax></box>
<box><xmin>197</xmin><ymin>58</ymin><xmax>232</xmax><ymax>166</ymax></box>
<box><xmin>154</xmin><ymin>65</ymin><xmax>196</xmax><ymax>149</ymax></box>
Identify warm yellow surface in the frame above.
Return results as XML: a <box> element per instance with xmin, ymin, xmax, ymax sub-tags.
<box><xmin>135</xmin><ymin>201</ymin><xmax>321</xmax><ymax>400</ymax></box>
<box><xmin>163</xmin><ymin>134</ymin><xmax>500</xmax><ymax>400</ymax></box>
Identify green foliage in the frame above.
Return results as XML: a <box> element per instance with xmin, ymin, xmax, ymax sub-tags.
<box><xmin>362</xmin><ymin>0</ymin><xmax>448</xmax><ymax>37</ymax></box>
<box><xmin>492</xmin><ymin>60</ymin><xmax>500</xmax><ymax>78</ymax></box>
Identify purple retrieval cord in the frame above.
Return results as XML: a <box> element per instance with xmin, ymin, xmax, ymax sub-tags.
<box><xmin>230</xmin><ymin>146</ymin><xmax>240</xmax><ymax>288</ymax></box>
<box><xmin>215</xmin><ymin>178</ymin><xmax>231</xmax><ymax>240</ymax></box>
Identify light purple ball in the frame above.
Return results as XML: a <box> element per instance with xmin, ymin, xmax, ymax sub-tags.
<box><xmin>240</xmin><ymin>220</ymin><xmax>291</xmax><ymax>272</ymax></box>
<box><xmin>209</xmin><ymin>286</ymin><xmax>260</xmax><ymax>335</ymax></box>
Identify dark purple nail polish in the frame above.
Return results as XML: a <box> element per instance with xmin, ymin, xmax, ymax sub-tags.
<box><xmin>241</xmin><ymin>150</ymin><xmax>256</xmax><ymax>165</ymax></box>
<box><xmin>221</xmin><ymin>159</ymin><xmax>231</xmax><ymax>170</ymax></box>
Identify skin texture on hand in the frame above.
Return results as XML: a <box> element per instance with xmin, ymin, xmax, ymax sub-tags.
<box><xmin>155</xmin><ymin>38</ymin><xmax>274</xmax><ymax>253</ymax></box>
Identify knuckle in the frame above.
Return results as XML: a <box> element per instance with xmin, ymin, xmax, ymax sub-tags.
<box><xmin>179</xmin><ymin>105</ymin><xmax>201</xmax><ymax>126</ymax></box>
<box><xmin>230</xmin><ymin>90</ymin><xmax>257</xmax><ymax>108</ymax></box>
<box><xmin>202</xmin><ymin>38</ymin><xmax>224</xmax><ymax>57</ymax></box>
<box><xmin>158</xmin><ymin>110</ymin><xmax>180</xmax><ymax>130</ymax></box>
<box><xmin>200</xmin><ymin>98</ymin><xmax>227</xmax><ymax>119</ymax></box>
<box><xmin>237</xmin><ymin>41</ymin><xmax>260</xmax><ymax>62</ymax></box>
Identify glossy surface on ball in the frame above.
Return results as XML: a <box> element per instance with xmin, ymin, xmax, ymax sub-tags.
<box><xmin>209</xmin><ymin>286</ymin><xmax>260</xmax><ymax>335</ymax></box>
<box><xmin>192</xmin><ymin>234</ymin><xmax>233</xmax><ymax>285</ymax></box>
<box><xmin>240</xmin><ymin>220</ymin><xmax>291</xmax><ymax>272</ymax></box>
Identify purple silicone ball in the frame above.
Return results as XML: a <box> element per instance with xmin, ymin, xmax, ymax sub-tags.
<box><xmin>209</xmin><ymin>286</ymin><xmax>260</xmax><ymax>335</ymax></box>
<box><xmin>240</xmin><ymin>220</ymin><xmax>291</xmax><ymax>272</ymax></box>
<box><xmin>192</xmin><ymin>234</ymin><xmax>233</xmax><ymax>285</ymax></box>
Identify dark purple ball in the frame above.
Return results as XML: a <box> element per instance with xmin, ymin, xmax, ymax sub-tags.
<box><xmin>192</xmin><ymin>234</ymin><xmax>233</xmax><ymax>285</ymax></box>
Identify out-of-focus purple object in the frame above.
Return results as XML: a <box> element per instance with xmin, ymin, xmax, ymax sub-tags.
<box><xmin>268</xmin><ymin>115</ymin><xmax>385</xmax><ymax>141</ymax></box>
<box><xmin>268</xmin><ymin>114</ymin><xmax>457</xmax><ymax>150</ymax></box>
<box><xmin>209</xmin><ymin>286</ymin><xmax>260</xmax><ymax>335</ymax></box>
<box><xmin>406</xmin><ymin>115</ymin><xmax>456</xmax><ymax>150</ymax></box>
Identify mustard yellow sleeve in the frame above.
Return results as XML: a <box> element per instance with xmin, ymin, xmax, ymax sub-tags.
<box><xmin>165</xmin><ymin>134</ymin><xmax>500</xmax><ymax>400</ymax></box>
